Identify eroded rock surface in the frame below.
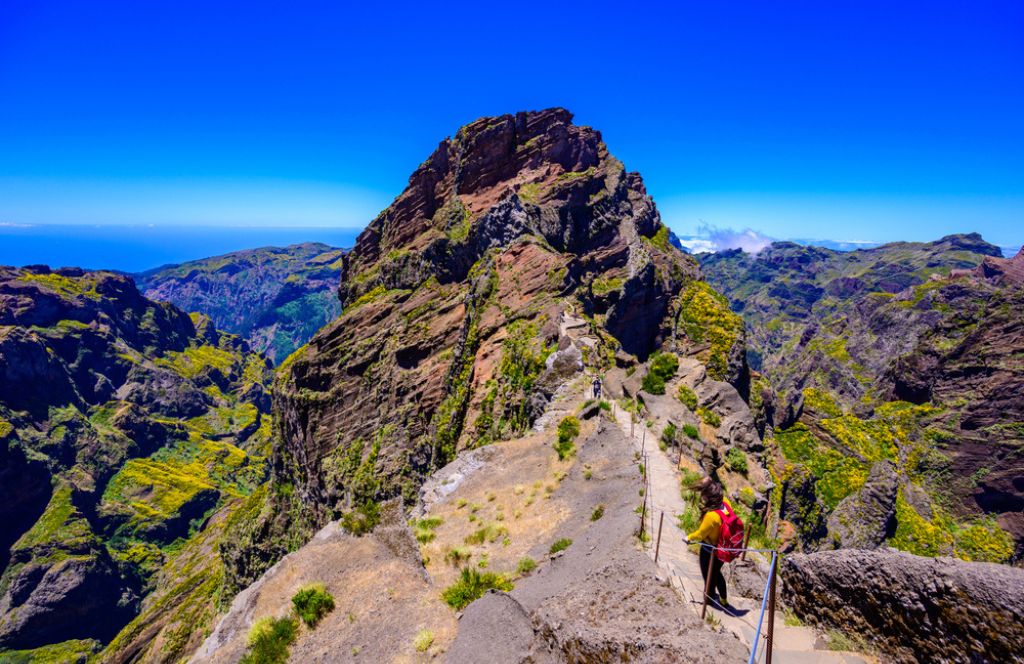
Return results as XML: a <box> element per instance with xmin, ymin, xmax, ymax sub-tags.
<box><xmin>826</xmin><ymin>460</ymin><xmax>898</xmax><ymax>549</ymax></box>
<box><xmin>783</xmin><ymin>548</ymin><xmax>1024</xmax><ymax>664</ymax></box>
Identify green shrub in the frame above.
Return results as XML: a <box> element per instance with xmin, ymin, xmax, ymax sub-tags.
<box><xmin>598</xmin><ymin>400</ymin><xmax>611</xmax><ymax>412</ymax></box>
<box><xmin>682</xmin><ymin>424</ymin><xmax>700</xmax><ymax>439</ymax></box>
<box><xmin>641</xmin><ymin>372</ymin><xmax>665</xmax><ymax>394</ymax></box>
<box><xmin>516</xmin><ymin>556</ymin><xmax>537</xmax><ymax>575</ymax></box>
<box><xmin>677</xmin><ymin>385</ymin><xmax>698</xmax><ymax>410</ymax></box>
<box><xmin>641</xmin><ymin>353</ymin><xmax>678</xmax><ymax>395</ymax></box>
<box><xmin>697</xmin><ymin>407</ymin><xmax>721</xmax><ymax>427</ymax></box>
<box><xmin>554</xmin><ymin>416</ymin><xmax>580</xmax><ymax>460</ymax></box>
<box><xmin>291</xmin><ymin>584</ymin><xmax>335</xmax><ymax>628</ymax></box>
<box><xmin>739</xmin><ymin>486</ymin><xmax>757</xmax><ymax>507</ymax></box>
<box><xmin>240</xmin><ymin>616</ymin><xmax>298</xmax><ymax>664</ymax></box>
<box><xmin>441</xmin><ymin>568</ymin><xmax>514</xmax><ymax>609</ymax></box>
<box><xmin>661</xmin><ymin>423</ymin><xmax>677</xmax><ymax>447</ymax></box>
<box><xmin>591</xmin><ymin>504</ymin><xmax>605</xmax><ymax>521</ymax></box>
<box><xmin>680</xmin><ymin>468</ymin><xmax>703</xmax><ymax>487</ymax></box>
<box><xmin>549</xmin><ymin>537</ymin><xmax>572</xmax><ymax>554</ymax></box>
<box><xmin>726</xmin><ymin>448</ymin><xmax>748</xmax><ymax>474</ymax></box>
<box><xmin>341</xmin><ymin>500</ymin><xmax>380</xmax><ymax>535</ymax></box>
<box><xmin>651</xmin><ymin>352</ymin><xmax>679</xmax><ymax>378</ymax></box>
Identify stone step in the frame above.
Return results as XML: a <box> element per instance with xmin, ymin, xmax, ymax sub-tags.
<box><xmin>771</xmin><ymin>625</ymin><xmax>817</xmax><ymax>651</ymax></box>
<box><xmin>772</xmin><ymin>650</ymin><xmax>870</xmax><ymax>664</ymax></box>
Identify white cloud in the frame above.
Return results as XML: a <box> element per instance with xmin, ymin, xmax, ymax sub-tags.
<box><xmin>695</xmin><ymin>223</ymin><xmax>775</xmax><ymax>254</ymax></box>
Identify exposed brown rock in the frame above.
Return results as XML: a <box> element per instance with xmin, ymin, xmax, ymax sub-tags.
<box><xmin>224</xmin><ymin>108</ymin><xmax>701</xmax><ymax>592</ymax></box>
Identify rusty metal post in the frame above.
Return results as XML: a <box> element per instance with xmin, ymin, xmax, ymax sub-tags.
<box><xmin>640</xmin><ymin>490</ymin><xmax>647</xmax><ymax>540</ymax></box>
<box><xmin>641</xmin><ymin>427</ymin><xmax>646</xmax><ymax>455</ymax></box>
<box><xmin>700</xmin><ymin>546</ymin><xmax>714</xmax><ymax>619</ymax></box>
<box><xmin>740</xmin><ymin>527</ymin><xmax>751</xmax><ymax>561</ymax></box>
<box><xmin>654</xmin><ymin>511</ymin><xmax>665</xmax><ymax>563</ymax></box>
<box><xmin>766</xmin><ymin>552</ymin><xmax>778</xmax><ymax>664</ymax></box>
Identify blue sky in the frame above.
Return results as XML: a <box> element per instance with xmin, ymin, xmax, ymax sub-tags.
<box><xmin>1</xmin><ymin>0</ymin><xmax>1021</xmax><ymax>247</ymax></box>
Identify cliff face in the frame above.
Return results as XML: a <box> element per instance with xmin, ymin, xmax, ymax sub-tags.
<box><xmin>136</xmin><ymin>243</ymin><xmax>346</xmax><ymax>364</ymax></box>
<box><xmin>224</xmin><ymin>108</ymin><xmax>705</xmax><ymax>591</ymax></box>
<box><xmin>700</xmin><ymin>237</ymin><xmax>1023</xmax><ymax>562</ymax></box>
<box><xmin>0</xmin><ymin>266</ymin><xmax>272</xmax><ymax>659</ymax></box>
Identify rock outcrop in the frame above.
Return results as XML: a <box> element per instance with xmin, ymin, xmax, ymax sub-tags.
<box><xmin>223</xmin><ymin>108</ymin><xmax>707</xmax><ymax>592</ymax></box>
<box><xmin>137</xmin><ymin>242</ymin><xmax>346</xmax><ymax>363</ymax></box>
<box><xmin>825</xmin><ymin>460</ymin><xmax>898</xmax><ymax>549</ymax></box>
<box><xmin>783</xmin><ymin>549</ymin><xmax>1024</xmax><ymax>664</ymax></box>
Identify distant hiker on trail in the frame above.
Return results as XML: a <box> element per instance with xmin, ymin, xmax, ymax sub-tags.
<box><xmin>592</xmin><ymin>376</ymin><xmax>602</xmax><ymax>399</ymax></box>
<box><xmin>686</xmin><ymin>478</ymin><xmax>743</xmax><ymax>610</ymax></box>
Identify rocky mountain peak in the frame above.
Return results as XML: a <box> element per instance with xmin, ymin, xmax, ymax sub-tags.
<box><xmin>343</xmin><ymin>108</ymin><xmax>600</xmax><ymax>272</ymax></box>
<box><xmin>226</xmin><ymin>109</ymin><xmax>704</xmax><ymax>594</ymax></box>
<box><xmin>338</xmin><ymin>108</ymin><xmax>667</xmax><ymax>315</ymax></box>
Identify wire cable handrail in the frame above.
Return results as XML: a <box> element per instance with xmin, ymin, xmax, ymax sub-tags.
<box><xmin>748</xmin><ymin>551</ymin><xmax>777</xmax><ymax>664</ymax></box>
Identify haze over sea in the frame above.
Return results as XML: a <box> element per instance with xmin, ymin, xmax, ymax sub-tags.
<box><xmin>1</xmin><ymin>224</ymin><xmax>1018</xmax><ymax>275</ymax></box>
<box><xmin>0</xmin><ymin>224</ymin><xmax>362</xmax><ymax>273</ymax></box>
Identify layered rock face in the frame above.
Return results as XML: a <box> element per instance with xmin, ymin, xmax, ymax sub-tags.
<box><xmin>137</xmin><ymin>242</ymin><xmax>346</xmax><ymax>363</ymax></box>
<box><xmin>700</xmin><ymin>238</ymin><xmax>1023</xmax><ymax>561</ymax></box>
<box><xmin>783</xmin><ymin>549</ymin><xmax>1024</xmax><ymax>663</ymax></box>
<box><xmin>0</xmin><ymin>266</ymin><xmax>271</xmax><ymax>657</ymax></box>
<box><xmin>225</xmin><ymin>108</ymin><xmax>703</xmax><ymax>592</ymax></box>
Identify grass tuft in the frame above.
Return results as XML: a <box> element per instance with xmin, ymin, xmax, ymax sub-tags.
<box><xmin>441</xmin><ymin>568</ymin><xmax>514</xmax><ymax>610</ymax></box>
<box><xmin>240</xmin><ymin>616</ymin><xmax>298</xmax><ymax>664</ymax></box>
<box><xmin>516</xmin><ymin>556</ymin><xmax>537</xmax><ymax>575</ymax></box>
<box><xmin>549</xmin><ymin>537</ymin><xmax>572</xmax><ymax>554</ymax></box>
<box><xmin>413</xmin><ymin>629</ymin><xmax>434</xmax><ymax>652</ymax></box>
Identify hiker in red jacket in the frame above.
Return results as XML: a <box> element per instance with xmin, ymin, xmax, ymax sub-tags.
<box><xmin>686</xmin><ymin>478</ymin><xmax>741</xmax><ymax>610</ymax></box>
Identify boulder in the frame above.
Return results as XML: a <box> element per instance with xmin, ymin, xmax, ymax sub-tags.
<box><xmin>783</xmin><ymin>548</ymin><xmax>1024</xmax><ymax>664</ymax></box>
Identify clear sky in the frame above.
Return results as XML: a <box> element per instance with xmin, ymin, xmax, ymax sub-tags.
<box><xmin>1</xmin><ymin>1</ymin><xmax>1021</xmax><ymax>247</ymax></box>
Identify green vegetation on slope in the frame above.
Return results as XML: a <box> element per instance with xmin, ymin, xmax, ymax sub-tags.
<box><xmin>676</xmin><ymin>281</ymin><xmax>743</xmax><ymax>380</ymax></box>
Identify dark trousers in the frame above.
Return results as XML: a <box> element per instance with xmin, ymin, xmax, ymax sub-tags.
<box><xmin>699</xmin><ymin>544</ymin><xmax>728</xmax><ymax>603</ymax></box>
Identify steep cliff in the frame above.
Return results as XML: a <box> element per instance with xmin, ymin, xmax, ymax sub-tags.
<box><xmin>223</xmin><ymin>108</ymin><xmax>718</xmax><ymax>593</ymax></box>
<box><xmin>700</xmin><ymin>237</ymin><xmax>1023</xmax><ymax>561</ymax></box>
<box><xmin>136</xmin><ymin>243</ymin><xmax>345</xmax><ymax>364</ymax></box>
<box><xmin>0</xmin><ymin>266</ymin><xmax>272</xmax><ymax>660</ymax></box>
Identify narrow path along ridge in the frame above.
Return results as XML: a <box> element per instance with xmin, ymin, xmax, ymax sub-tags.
<box><xmin>607</xmin><ymin>399</ymin><xmax>873</xmax><ymax>664</ymax></box>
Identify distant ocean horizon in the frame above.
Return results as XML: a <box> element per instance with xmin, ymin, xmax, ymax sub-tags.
<box><xmin>0</xmin><ymin>224</ymin><xmax>1017</xmax><ymax>274</ymax></box>
<box><xmin>0</xmin><ymin>224</ymin><xmax>363</xmax><ymax>273</ymax></box>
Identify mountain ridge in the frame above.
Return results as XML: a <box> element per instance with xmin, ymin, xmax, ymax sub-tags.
<box><xmin>135</xmin><ymin>242</ymin><xmax>346</xmax><ymax>364</ymax></box>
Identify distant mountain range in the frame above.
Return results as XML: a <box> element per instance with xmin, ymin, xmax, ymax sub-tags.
<box><xmin>135</xmin><ymin>243</ymin><xmax>346</xmax><ymax>364</ymax></box>
<box><xmin>675</xmin><ymin>233</ymin><xmax>1019</xmax><ymax>258</ymax></box>
<box><xmin>700</xmin><ymin>233</ymin><xmax>1024</xmax><ymax>558</ymax></box>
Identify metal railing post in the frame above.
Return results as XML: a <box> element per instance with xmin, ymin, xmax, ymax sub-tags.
<box><xmin>655</xmin><ymin>511</ymin><xmax>665</xmax><ymax>563</ymax></box>
<box><xmin>766</xmin><ymin>551</ymin><xmax>778</xmax><ymax>664</ymax></box>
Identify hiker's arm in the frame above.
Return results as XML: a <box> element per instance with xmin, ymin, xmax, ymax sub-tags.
<box><xmin>687</xmin><ymin>512</ymin><xmax>716</xmax><ymax>543</ymax></box>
